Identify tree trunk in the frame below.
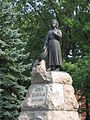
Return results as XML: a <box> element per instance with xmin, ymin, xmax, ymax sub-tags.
<box><xmin>86</xmin><ymin>97</ymin><xmax>90</xmax><ymax>120</ymax></box>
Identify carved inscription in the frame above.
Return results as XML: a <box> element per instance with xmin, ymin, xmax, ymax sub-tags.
<box><xmin>30</xmin><ymin>86</ymin><xmax>46</xmax><ymax>105</ymax></box>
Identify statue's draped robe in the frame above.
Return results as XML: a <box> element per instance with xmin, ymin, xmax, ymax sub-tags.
<box><xmin>45</xmin><ymin>29</ymin><xmax>62</xmax><ymax>66</ymax></box>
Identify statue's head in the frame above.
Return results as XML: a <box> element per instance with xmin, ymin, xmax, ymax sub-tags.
<box><xmin>51</xmin><ymin>19</ymin><xmax>59</xmax><ymax>29</ymax></box>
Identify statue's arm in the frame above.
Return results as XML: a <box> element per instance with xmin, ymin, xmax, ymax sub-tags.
<box><xmin>45</xmin><ymin>31</ymin><xmax>49</xmax><ymax>45</ymax></box>
<box><xmin>39</xmin><ymin>32</ymin><xmax>49</xmax><ymax>61</ymax></box>
<box><xmin>43</xmin><ymin>31</ymin><xmax>49</xmax><ymax>50</ymax></box>
<box><xmin>58</xmin><ymin>29</ymin><xmax>62</xmax><ymax>38</ymax></box>
<box><xmin>53</xmin><ymin>29</ymin><xmax>62</xmax><ymax>38</ymax></box>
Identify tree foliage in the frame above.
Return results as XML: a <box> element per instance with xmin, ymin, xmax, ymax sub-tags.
<box><xmin>0</xmin><ymin>0</ymin><xmax>31</xmax><ymax>119</ymax></box>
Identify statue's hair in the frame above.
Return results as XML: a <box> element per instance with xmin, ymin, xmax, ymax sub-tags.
<box><xmin>51</xmin><ymin>19</ymin><xmax>59</xmax><ymax>28</ymax></box>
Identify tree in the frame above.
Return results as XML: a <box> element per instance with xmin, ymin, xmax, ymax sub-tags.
<box><xmin>0</xmin><ymin>1</ymin><xmax>30</xmax><ymax>119</ymax></box>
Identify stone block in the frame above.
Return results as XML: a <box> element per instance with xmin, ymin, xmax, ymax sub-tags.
<box><xmin>21</xmin><ymin>83</ymin><xmax>78</xmax><ymax>111</ymax></box>
<box><xmin>31</xmin><ymin>71</ymin><xmax>72</xmax><ymax>85</ymax></box>
<box><xmin>18</xmin><ymin>111</ymin><xmax>80</xmax><ymax>120</ymax></box>
<box><xmin>18</xmin><ymin>64</ymin><xmax>80</xmax><ymax>120</ymax></box>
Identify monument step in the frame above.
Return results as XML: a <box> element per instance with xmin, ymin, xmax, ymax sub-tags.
<box><xmin>18</xmin><ymin>111</ymin><xmax>80</xmax><ymax>120</ymax></box>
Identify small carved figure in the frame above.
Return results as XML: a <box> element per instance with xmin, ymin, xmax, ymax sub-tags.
<box><xmin>40</xmin><ymin>19</ymin><xmax>62</xmax><ymax>71</ymax></box>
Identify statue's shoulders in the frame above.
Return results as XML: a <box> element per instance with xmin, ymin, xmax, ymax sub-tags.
<box><xmin>47</xmin><ymin>30</ymin><xmax>52</xmax><ymax>35</ymax></box>
<box><xmin>56</xmin><ymin>29</ymin><xmax>62</xmax><ymax>32</ymax></box>
<box><xmin>57</xmin><ymin>29</ymin><xmax>62</xmax><ymax>35</ymax></box>
<box><xmin>47</xmin><ymin>29</ymin><xmax>62</xmax><ymax>35</ymax></box>
<box><xmin>48</xmin><ymin>29</ymin><xmax>52</xmax><ymax>33</ymax></box>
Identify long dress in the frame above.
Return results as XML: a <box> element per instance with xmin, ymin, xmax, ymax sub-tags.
<box><xmin>45</xmin><ymin>28</ymin><xmax>62</xmax><ymax>66</ymax></box>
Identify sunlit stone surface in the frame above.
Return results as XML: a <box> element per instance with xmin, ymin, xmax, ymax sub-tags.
<box><xmin>18</xmin><ymin>60</ymin><xmax>80</xmax><ymax>120</ymax></box>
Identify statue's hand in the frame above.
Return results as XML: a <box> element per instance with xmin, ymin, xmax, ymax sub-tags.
<box><xmin>53</xmin><ymin>29</ymin><xmax>62</xmax><ymax>38</ymax></box>
<box><xmin>42</xmin><ymin>44</ymin><xmax>47</xmax><ymax>52</ymax></box>
<box><xmin>40</xmin><ymin>45</ymin><xmax>47</xmax><ymax>60</ymax></box>
<box><xmin>42</xmin><ymin>47</ymin><xmax>45</xmax><ymax>52</ymax></box>
<box><xmin>53</xmin><ymin>29</ymin><xmax>57</xmax><ymax>34</ymax></box>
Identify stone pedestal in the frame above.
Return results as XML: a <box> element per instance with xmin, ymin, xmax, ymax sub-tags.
<box><xmin>18</xmin><ymin>60</ymin><xmax>80</xmax><ymax>120</ymax></box>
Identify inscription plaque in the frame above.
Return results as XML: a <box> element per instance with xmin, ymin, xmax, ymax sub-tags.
<box><xmin>30</xmin><ymin>85</ymin><xmax>46</xmax><ymax>105</ymax></box>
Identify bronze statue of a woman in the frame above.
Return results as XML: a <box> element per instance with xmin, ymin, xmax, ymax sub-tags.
<box><xmin>40</xmin><ymin>19</ymin><xmax>62</xmax><ymax>71</ymax></box>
